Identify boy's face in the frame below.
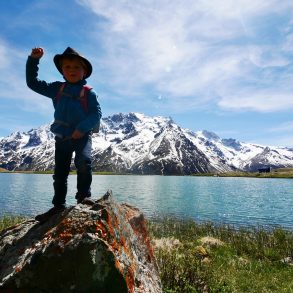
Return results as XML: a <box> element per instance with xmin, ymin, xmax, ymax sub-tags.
<box><xmin>61</xmin><ymin>57</ymin><xmax>87</xmax><ymax>83</ymax></box>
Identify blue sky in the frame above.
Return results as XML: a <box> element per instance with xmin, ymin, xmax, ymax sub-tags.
<box><xmin>0</xmin><ymin>0</ymin><xmax>293</xmax><ymax>147</ymax></box>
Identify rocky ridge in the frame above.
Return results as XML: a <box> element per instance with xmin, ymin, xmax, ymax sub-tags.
<box><xmin>0</xmin><ymin>112</ymin><xmax>292</xmax><ymax>174</ymax></box>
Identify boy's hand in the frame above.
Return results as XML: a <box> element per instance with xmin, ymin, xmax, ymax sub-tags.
<box><xmin>72</xmin><ymin>130</ymin><xmax>84</xmax><ymax>139</ymax></box>
<box><xmin>30</xmin><ymin>47</ymin><xmax>44</xmax><ymax>59</ymax></box>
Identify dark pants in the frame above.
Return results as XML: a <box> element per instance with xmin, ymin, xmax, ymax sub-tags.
<box><xmin>52</xmin><ymin>134</ymin><xmax>92</xmax><ymax>206</ymax></box>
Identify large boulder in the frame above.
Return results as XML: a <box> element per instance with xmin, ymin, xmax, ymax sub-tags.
<box><xmin>0</xmin><ymin>191</ymin><xmax>162</xmax><ymax>293</ymax></box>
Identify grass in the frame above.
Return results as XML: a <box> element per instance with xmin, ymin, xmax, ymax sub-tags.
<box><xmin>193</xmin><ymin>168</ymin><xmax>293</xmax><ymax>179</ymax></box>
<box><xmin>0</xmin><ymin>215</ymin><xmax>27</xmax><ymax>232</ymax></box>
<box><xmin>0</xmin><ymin>169</ymin><xmax>124</xmax><ymax>175</ymax></box>
<box><xmin>1</xmin><ymin>216</ymin><xmax>293</xmax><ymax>292</ymax></box>
<box><xmin>149</xmin><ymin>218</ymin><xmax>293</xmax><ymax>293</ymax></box>
<box><xmin>1</xmin><ymin>168</ymin><xmax>293</xmax><ymax>178</ymax></box>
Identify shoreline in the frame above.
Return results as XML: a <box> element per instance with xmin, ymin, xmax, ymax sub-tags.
<box><xmin>0</xmin><ymin>168</ymin><xmax>293</xmax><ymax>178</ymax></box>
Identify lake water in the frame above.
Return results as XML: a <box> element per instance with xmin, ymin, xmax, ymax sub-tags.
<box><xmin>0</xmin><ymin>173</ymin><xmax>292</xmax><ymax>230</ymax></box>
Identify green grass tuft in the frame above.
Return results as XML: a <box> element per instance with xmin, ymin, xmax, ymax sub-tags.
<box><xmin>0</xmin><ymin>215</ymin><xmax>27</xmax><ymax>232</ymax></box>
<box><xmin>149</xmin><ymin>218</ymin><xmax>293</xmax><ymax>292</ymax></box>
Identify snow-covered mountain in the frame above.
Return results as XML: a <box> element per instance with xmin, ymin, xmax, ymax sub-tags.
<box><xmin>1</xmin><ymin>112</ymin><xmax>292</xmax><ymax>175</ymax></box>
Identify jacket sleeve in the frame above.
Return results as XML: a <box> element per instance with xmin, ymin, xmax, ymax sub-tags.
<box><xmin>75</xmin><ymin>89</ymin><xmax>102</xmax><ymax>134</ymax></box>
<box><xmin>26</xmin><ymin>56</ymin><xmax>60</xmax><ymax>98</ymax></box>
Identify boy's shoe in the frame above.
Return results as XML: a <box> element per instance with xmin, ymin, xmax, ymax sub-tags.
<box><xmin>76</xmin><ymin>193</ymin><xmax>93</xmax><ymax>205</ymax></box>
<box><xmin>80</xmin><ymin>197</ymin><xmax>95</xmax><ymax>206</ymax></box>
<box><xmin>35</xmin><ymin>205</ymin><xmax>65</xmax><ymax>223</ymax></box>
<box><xmin>76</xmin><ymin>195</ymin><xmax>85</xmax><ymax>204</ymax></box>
<box><xmin>76</xmin><ymin>196</ymin><xmax>95</xmax><ymax>205</ymax></box>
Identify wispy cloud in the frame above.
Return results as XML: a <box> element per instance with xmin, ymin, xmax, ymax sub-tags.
<box><xmin>0</xmin><ymin>41</ymin><xmax>12</xmax><ymax>69</ymax></box>
<box><xmin>3</xmin><ymin>0</ymin><xmax>293</xmax><ymax>115</ymax></box>
<box><xmin>269</xmin><ymin>121</ymin><xmax>293</xmax><ymax>132</ymax></box>
<box><xmin>0</xmin><ymin>36</ymin><xmax>61</xmax><ymax>116</ymax></box>
<box><xmin>218</xmin><ymin>91</ymin><xmax>293</xmax><ymax>112</ymax></box>
<box><xmin>77</xmin><ymin>0</ymin><xmax>293</xmax><ymax>113</ymax></box>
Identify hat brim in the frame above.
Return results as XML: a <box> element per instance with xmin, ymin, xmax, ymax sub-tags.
<box><xmin>53</xmin><ymin>53</ymin><xmax>92</xmax><ymax>79</ymax></box>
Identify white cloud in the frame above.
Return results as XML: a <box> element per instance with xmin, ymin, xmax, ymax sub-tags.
<box><xmin>0</xmin><ymin>41</ymin><xmax>12</xmax><ymax>69</ymax></box>
<box><xmin>218</xmin><ymin>90</ymin><xmax>293</xmax><ymax>112</ymax></box>
<box><xmin>265</xmin><ymin>134</ymin><xmax>293</xmax><ymax>148</ymax></box>
<box><xmin>0</xmin><ymin>40</ymin><xmax>56</xmax><ymax>117</ymax></box>
<box><xmin>248</xmin><ymin>46</ymin><xmax>291</xmax><ymax>68</ymax></box>
<box><xmin>76</xmin><ymin>0</ymin><xmax>293</xmax><ymax>113</ymax></box>
<box><xmin>2</xmin><ymin>0</ymin><xmax>293</xmax><ymax>118</ymax></box>
<box><xmin>268</xmin><ymin>121</ymin><xmax>293</xmax><ymax>132</ymax></box>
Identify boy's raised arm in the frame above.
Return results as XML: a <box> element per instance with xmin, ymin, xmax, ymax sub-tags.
<box><xmin>26</xmin><ymin>47</ymin><xmax>58</xmax><ymax>98</ymax></box>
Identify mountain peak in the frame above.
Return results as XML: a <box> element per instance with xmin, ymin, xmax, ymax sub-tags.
<box><xmin>198</xmin><ymin>130</ymin><xmax>220</xmax><ymax>141</ymax></box>
<box><xmin>1</xmin><ymin>112</ymin><xmax>293</xmax><ymax>174</ymax></box>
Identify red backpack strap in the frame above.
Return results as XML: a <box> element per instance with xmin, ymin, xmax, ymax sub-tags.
<box><xmin>56</xmin><ymin>83</ymin><xmax>66</xmax><ymax>103</ymax></box>
<box><xmin>79</xmin><ymin>85</ymin><xmax>92</xmax><ymax>112</ymax></box>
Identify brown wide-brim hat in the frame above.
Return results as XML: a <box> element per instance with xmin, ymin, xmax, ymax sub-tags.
<box><xmin>53</xmin><ymin>47</ymin><xmax>92</xmax><ymax>79</ymax></box>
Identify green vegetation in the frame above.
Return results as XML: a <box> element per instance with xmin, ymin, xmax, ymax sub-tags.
<box><xmin>1</xmin><ymin>168</ymin><xmax>293</xmax><ymax>178</ymax></box>
<box><xmin>149</xmin><ymin>218</ymin><xmax>293</xmax><ymax>293</ymax></box>
<box><xmin>0</xmin><ymin>169</ymin><xmax>53</xmax><ymax>174</ymax></box>
<box><xmin>92</xmin><ymin>171</ymin><xmax>118</xmax><ymax>175</ymax></box>
<box><xmin>0</xmin><ymin>215</ymin><xmax>27</xmax><ymax>232</ymax></box>
<box><xmin>2</xmin><ymin>215</ymin><xmax>292</xmax><ymax>292</ymax></box>
<box><xmin>193</xmin><ymin>168</ymin><xmax>293</xmax><ymax>179</ymax></box>
<box><xmin>0</xmin><ymin>169</ymin><xmax>122</xmax><ymax>175</ymax></box>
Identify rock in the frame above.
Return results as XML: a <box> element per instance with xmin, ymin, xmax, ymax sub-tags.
<box><xmin>281</xmin><ymin>257</ymin><xmax>293</xmax><ymax>266</ymax></box>
<box><xmin>0</xmin><ymin>191</ymin><xmax>162</xmax><ymax>293</ymax></box>
<box><xmin>194</xmin><ymin>246</ymin><xmax>209</xmax><ymax>258</ymax></box>
<box><xmin>152</xmin><ymin>237</ymin><xmax>181</xmax><ymax>251</ymax></box>
<box><xmin>199</xmin><ymin>236</ymin><xmax>225</xmax><ymax>248</ymax></box>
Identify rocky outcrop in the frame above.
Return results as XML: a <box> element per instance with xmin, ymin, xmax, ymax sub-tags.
<box><xmin>0</xmin><ymin>114</ymin><xmax>221</xmax><ymax>175</ymax></box>
<box><xmin>0</xmin><ymin>191</ymin><xmax>162</xmax><ymax>293</ymax></box>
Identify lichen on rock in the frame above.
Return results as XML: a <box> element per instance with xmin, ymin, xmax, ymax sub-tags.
<box><xmin>0</xmin><ymin>191</ymin><xmax>162</xmax><ymax>293</ymax></box>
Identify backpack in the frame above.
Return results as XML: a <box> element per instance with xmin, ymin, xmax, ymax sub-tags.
<box><xmin>55</xmin><ymin>83</ymin><xmax>100</xmax><ymax>133</ymax></box>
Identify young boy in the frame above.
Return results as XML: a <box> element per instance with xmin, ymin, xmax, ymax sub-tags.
<box><xmin>26</xmin><ymin>47</ymin><xmax>102</xmax><ymax>222</ymax></box>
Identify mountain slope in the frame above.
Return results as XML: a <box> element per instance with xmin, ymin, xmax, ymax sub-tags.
<box><xmin>1</xmin><ymin>113</ymin><xmax>292</xmax><ymax>174</ymax></box>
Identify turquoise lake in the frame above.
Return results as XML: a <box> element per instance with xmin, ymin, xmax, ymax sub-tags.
<box><xmin>0</xmin><ymin>173</ymin><xmax>292</xmax><ymax>230</ymax></box>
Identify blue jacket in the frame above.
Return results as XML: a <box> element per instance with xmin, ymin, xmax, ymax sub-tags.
<box><xmin>26</xmin><ymin>56</ymin><xmax>102</xmax><ymax>138</ymax></box>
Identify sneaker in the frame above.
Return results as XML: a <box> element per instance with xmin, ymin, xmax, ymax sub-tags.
<box><xmin>35</xmin><ymin>205</ymin><xmax>65</xmax><ymax>223</ymax></box>
<box><xmin>76</xmin><ymin>193</ymin><xmax>92</xmax><ymax>204</ymax></box>
<box><xmin>80</xmin><ymin>197</ymin><xmax>95</xmax><ymax>206</ymax></box>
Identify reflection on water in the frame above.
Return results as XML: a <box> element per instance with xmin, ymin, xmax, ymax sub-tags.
<box><xmin>0</xmin><ymin>174</ymin><xmax>292</xmax><ymax>230</ymax></box>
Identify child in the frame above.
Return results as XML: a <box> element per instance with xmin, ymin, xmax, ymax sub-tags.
<box><xmin>26</xmin><ymin>47</ymin><xmax>102</xmax><ymax>222</ymax></box>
